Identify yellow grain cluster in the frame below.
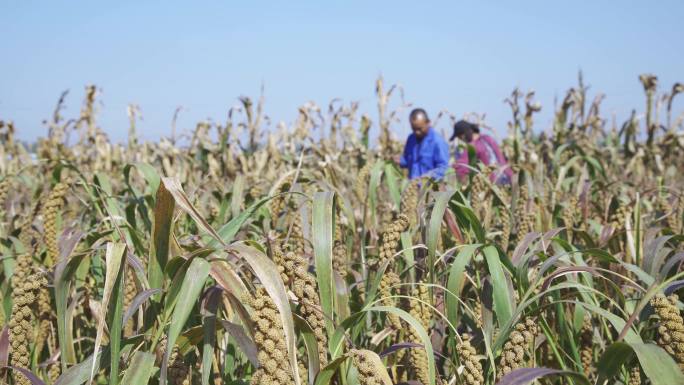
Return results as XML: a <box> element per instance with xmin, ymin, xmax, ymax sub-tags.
<box><xmin>249</xmin><ymin>287</ymin><xmax>295</xmax><ymax>385</ymax></box>
<box><xmin>282</xmin><ymin>252</ymin><xmax>328</xmax><ymax>366</ymax></box>
<box><xmin>377</xmin><ymin>203</ymin><xmax>395</xmax><ymax>234</ymax></box>
<box><xmin>355</xmin><ymin>162</ymin><xmax>372</xmax><ymax>203</ymax></box>
<box><xmin>563</xmin><ymin>195</ymin><xmax>578</xmax><ymax>240</ymax></box>
<box><xmin>407</xmin><ymin>284</ymin><xmax>430</xmax><ymax>384</ymax></box>
<box><xmin>499</xmin><ymin>208</ymin><xmax>511</xmax><ymax>251</ymax></box>
<box><xmin>272</xmin><ymin>244</ymin><xmax>290</xmax><ymax>285</ymax></box>
<box><xmin>400</xmin><ymin>179</ymin><xmax>419</xmax><ymax>224</ymax></box>
<box><xmin>579</xmin><ymin>314</ymin><xmax>594</xmax><ymax>377</ymax></box>
<box><xmin>473</xmin><ymin>302</ymin><xmax>483</xmax><ymax>330</ymax></box>
<box><xmin>123</xmin><ymin>266</ymin><xmax>137</xmax><ymax>335</ymax></box>
<box><xmin>377</xmin><ymin>214</ymin><xmax>409</xmax><ymax>267</ymax></box>
<box><xmin>333</xmin><ymin>241</ymin><xmax>347</xmax><ymax>279</ymax></box>
<box><xmin>168</xmin><ymin>348</ymin><xmax>191</xmax><ymax>385</ymax></box>
<box><xmin>332</xmin><ymin>212</ymin><xmax>348</xmax><ymax>278</ymax></box>
<box><xmin>42</xmin><ymin>181</ymin><xmax>70</xmax><ymax>265</ymax></box>
<box><xmin>650</xmin><ymin>294</ymin><xmax>684</xmax><ymax>370</ymax></box>
<box><xmin>515</xmin><ymin>185</ymin><xmax>535</xmax><ymax>242</ymax></box>
<box><xmin>497</xmin><ymin>317</ymin><xmax>538</xmax><ymax>380</ymax></box>
<box><xmin>628</xmin><ymin>365</ymin><xmax>641</xmax><ymax>385</ymax></box>
<box><xmin>470</xmin><ymin>166</ymin><xmax>492</xmax><ymax>220</ymax></box>
<box><xmin>456</xmin><ymin>334</ymin><xmax>484</xmax><ymax>385</ymax></box>
<box><xmin>416</xmin><ymin>284</ymin><xmax>431</xmax><ymax>327</ymax></box>
<box><xmin>287</xmin><ymin>212</ymin><xmax>306</xmax><ymax>256</ymax></box>
<box><xmin>12</xmin><ymin>253</ymin><xmax>33</xmax><ymax>292</ymax></box>
<box><xmin>351</xmin><ymin>350</ymin><xmax>386</xmax><ymax>385</ymax></box>
<box><xmin>610</xmin><ymin>204</ymin><xmax>631</xmax><ymax>232</ymax></box>
<box><xmin>271</xmin><ymin>175</ymin><xmax>295</xmax><ymax>224</ymax></box>
<box><xmin>249</xmin><ymin>183</ymin><xmax>265</xmax><ymax>201</ymax></box>
<box><xmin>34</xmin><ymin>283</ymin><xmax>53</xmax><ymax>362</ymax></box>
<box><xmin>19</xmin><ymin>218</ymin><xmax>39</xmax><ymax>254</ymax></box>
<box><xmin>0</xmin><ymin>178</ymin><xmax>10</xmax><ymax>213</ymax></box>
<box><xmin>157</xmin><ymin>338</ymin><xmax>191</xmax><ymax>385</ymax></box>
<box><xmin>9</xmin><ymin>273</ymin><xmax>47</xmax><ymax>385</ymax></box>
<box><xmin>48</xmin><ymin>362</ymin><xmax>61</xmax><ymax>383</ymax></box>
<box><xmin>11</xmin><ymin>252</ymin><xmax>37</xmax><ymax>354</ymax></box>
<box><xmin>378</xmin><ymin>272</ymin><xmax>402</xmax><ymax>330</ymax></box>
<box><xmin>375</xmin><ymin>214</ymin><xmax>409</xmax><ymax>331</ymax></box>
<box><xmin>297</xmin><ymin>360</ymin><xmax>308</xmax><ymax>385</ymax></box>
<box><xmin>209</xmin><ymin>203</ymin><xmax>220</xmax><ymax>220</ymax></box>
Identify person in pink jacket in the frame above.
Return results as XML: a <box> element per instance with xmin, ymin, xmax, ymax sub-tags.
<box><xmin>451</xmin><ymin>120</ymin><xmax>513</xmax><ymax>184</ymax></box>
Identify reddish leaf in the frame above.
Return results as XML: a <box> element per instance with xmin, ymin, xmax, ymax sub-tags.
<box><xmin>122</xmin><ymin>288</ymin><xmax>161</xmax><ymax>325</ymax></box>
<box><xmin>511</xmin><ymin>232</ymin><xmax>541</xmax><ymax>265</ymax></box>
<box><xmin>444</xmin><ymin>209</ymin><xmax>463</xmax><ymax>244</ymax></box>
<box><xmin>0</xmin><ymin>326</ymin><xmax>8</xmax><ymax>367</ymax></box>
<box><xmin>378</xmin><ymin>342</ymin><xmax>422</xmax><ymax>358</ymax></box>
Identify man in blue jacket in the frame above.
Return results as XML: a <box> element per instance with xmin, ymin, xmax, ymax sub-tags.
<box><xmin>397</xmin><ymin>108</ymin><xmax>450</xmax><ymax>179</ymax></box>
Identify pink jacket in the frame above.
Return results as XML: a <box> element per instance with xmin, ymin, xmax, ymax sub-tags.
<box><xmin>453</xmin><ymin>134</ymin><xmax>513</xmax><ymax>182</ymax></box>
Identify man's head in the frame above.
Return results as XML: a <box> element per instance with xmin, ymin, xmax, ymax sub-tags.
<box><xmin>409</xmin><ymin>108</ymin><xmax>431</xmax><ymax>139</ymax></box>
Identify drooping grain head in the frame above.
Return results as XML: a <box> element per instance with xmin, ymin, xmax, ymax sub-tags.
<box><xmin>579</xmin><ymin>314</ymin><xmax>594</xmax><ymax>377</ymax></box>
<box><xmin>378</xmin><ymin>271</ymin><xmax>402</xmax><ymax>331</ymax></box>
<box><xmin>123</xmin><ymin>266</ymin><xmax>138</xmax><ymax>336</ymax></box>
<box><xmin>407</xmin><ymin>285</ymin><xmax>430</xmax><ymax>384</ymax></box>
<box><xmin>287</xmin><ymin>212</ymin><xmax>306</xmax><ymax>256</ymax></box>
<box><xmin>563</xmin><ymin>195</ymin><xmax>578</xmax><ymax>240</ymax></box>
<box><xmin>42</xmin><ymin>181</ymin><xmax>70</xmax><ymax>265</ymax></box>
<box><xmin>351</xmin><ymin>350</ymin><xmax>391</xmax><ymax>385</ymax></box>
<box><xmin>497</xmin><ymin>317</ymin><xmax>538</xmax><ymax>380</ymax></box>
<box><xmin>499</xmin><ymin>207</ymin><xmax>511</xmax><ymax>251</ymax></box>
<box><xmin>355</xmin><ymin>162</ymin><xmax>373</xmax><ymax>203</ymax></box>
<box><xmin>0</xmin><ymin>178</ymin><xmax>11</xmax><ymax>212</ymax></box>
<box><xmin>249</xmin><ymin>287</ymin><xmax>295</xmax><ymax>385</ymax></box>
<box><xmin>650</xmin><ymin>294</ymin><xmax>684</xmax><ymax>371</ymax></box>
<box><xmin>628</xmin><ymin>365</ymin><xmax>641</xmax><ymax>385</ymax></box>
<box><xmin>156</xmin><ymin>338</ymin><xmax>191</xmax><ymax>385</ymax></box>
<box><xmin>9</xmin><ymin>273</ymin><xmax>47</xmax><ymax>385</ymax></box>
<box><xmin>332</xmin><ymin>240</ymin><xmax>348</xmax><ymax>279</ymax></box>
<box><xmin>457</xmin><ymin>334</ymin><xmax>484</xmax><ymax>385</ymax></box>
<box><xmin>376</xmin><ymin>214</ymin><xmax>409</xmax><ymax>268</ymax></box>
<box><xmin>282</xmin><ymin>252</ymin><xmax>328</xmax><ymax>366</ymax></box>
<box><xmin>400</xmin><ymin>179</ymin><xmax>420</xmax><ymax>224</ymax></box>
<box><xmin>270</xmin><ymin>174</ymin><xmax>295</xmax><ymax>225</ymax></box>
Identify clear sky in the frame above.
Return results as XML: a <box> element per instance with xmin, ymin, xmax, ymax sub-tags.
<box><xmin>1</xmin><ymin>1</ymin><xmax>682</xmax><ymax>143</ymax></box>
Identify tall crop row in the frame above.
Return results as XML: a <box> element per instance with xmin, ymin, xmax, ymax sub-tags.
<box><xmin>0</xmin><ymin>74</ymin><xmax>683</xmax><ymax>385</ymax></box>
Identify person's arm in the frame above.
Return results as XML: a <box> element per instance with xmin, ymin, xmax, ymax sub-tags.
<box><xmin>483</xmin><ymin>135</ymin><xmax>513</xmax><ymax>177</ymax></box>
<box><xmin>432</xmin><ymin>139</ymin><xmax>450</xmax><ymax>179</ymax></box>
<box><xmin>483</xmin><ymin>135</ymin><xmax>507</xmax><ymax>165</ymax></box>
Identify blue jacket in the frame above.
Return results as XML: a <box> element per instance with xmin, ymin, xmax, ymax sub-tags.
<box><xmin>399</xmin><ymin>128</ymin><xmax>450</xmax><ymax>179</ymax></box>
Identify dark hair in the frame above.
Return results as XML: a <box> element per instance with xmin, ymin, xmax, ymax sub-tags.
<box><xmin>409</xmin><ymin>108</ymin><xmax>429</xmax><ymax>121</ymax></box>
<box><xmin>450</xmin><ymin>120</ymin><xmax>480</xmax><ymax>140</ymax></box>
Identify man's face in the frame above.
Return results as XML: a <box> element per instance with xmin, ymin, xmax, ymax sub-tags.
<box><xmin>410</xmin><ymin>114</ymin><xmax>430</xmax><ymax>139</ymax></box>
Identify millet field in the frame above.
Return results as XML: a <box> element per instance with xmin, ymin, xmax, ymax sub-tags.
<box><xmin>0</xmin><ymin>74</ymin><xmax>684</xmax><ymax>385</ymax></box>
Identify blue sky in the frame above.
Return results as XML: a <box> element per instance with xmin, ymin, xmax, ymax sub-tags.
<box><xmin>1</xmin><ymin>1</ymin><xmax>682</xmax><ymax>143</ymax></box>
